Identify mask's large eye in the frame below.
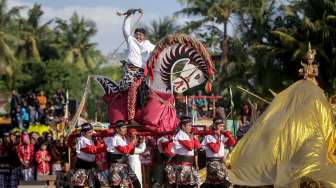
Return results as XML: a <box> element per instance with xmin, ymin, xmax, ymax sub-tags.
<box><xmin>195</xmin><ymin>74</ymin><xmax>200</xmax><ymax>80</ymax></box>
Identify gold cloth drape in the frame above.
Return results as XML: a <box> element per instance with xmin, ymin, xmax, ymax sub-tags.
<box><xmin>229</xmin><ymin>80</ymin><xmax>336</xmax><ymax>188</ymax></box>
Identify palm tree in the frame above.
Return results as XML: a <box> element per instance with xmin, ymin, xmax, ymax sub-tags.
<box><xmin>265</xmin><ymin>0</ymin><xmax>336</xmax><ymax>93</ymax></box>
<box><xmin>235</xmin><ymin>0</ymin><xmax>284</xmax><ymax>94</ymax></box>
<box><xmin>54</xmin><ymin>12</ymin><xmax>99</xmax><ymax>71</ymax></box>
<box><xmin>17</xmin><ymin>3</ymin><xmax>53</xmax><ymax>62</ymax></box>
<box><xmin>175</xmin><ymin>0</ymin><xmax>239</xmax><ymax>74</ymax></box>
<box><xmin>0</xmin><ymin>0</ymin><xmax>23</xmax><ymax>77</ymax></box>
<box><xmin>147</xmin><ymin>17</ymin><xmax>180</xmax><ymax>44</ymax></box>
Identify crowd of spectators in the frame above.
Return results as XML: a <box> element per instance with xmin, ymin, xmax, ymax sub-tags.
<box><xmin>0</xmin><ymin>130</ymin><xmax>70</xmax><ymax>187</ymax></box>
<box><xmin>9</xmin><ymin>89</ymin><xmax>66</xmax><ymax>129</ymax></box>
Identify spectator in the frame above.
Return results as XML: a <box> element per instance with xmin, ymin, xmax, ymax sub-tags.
<box><xmin>215</xmin><ymin>105</ymin><xmax>226</xmax><ymax>120</ymax></box>
<box><xmin>10</xmin><ymin>90</ymin><xmax>20</xmax><ymax>127</ymax></box>
<box><xmin>50</xmin><ymin>136</ymin><xmax>67</xmax><ymax>183</ymax></box>
<box><xmin>191</xmin><ymin>102</ymin><xmax>198</xmax><ymax>124</ymax></box>
<box><xmin>20</xmin><ymin>102</ymin><xmax>30</xmax><ymax>129</ymax></box>
<box><xmin>15</xmin><ymin>106</ymin><xmax>23</xmax><ymax>129</ymax></box>
<box><xmin>27</xmin><ymin>92</ymin><xmax>38</xmax><ymax>124</ymax></box>
<box><xmin>54</xmin><ymin>90</ymin><xmax>65</xmax><ymax>118</ymax></box>
<box><xmin>240</xmin><ymin>103</ymin><xmax>252</xmax><ymax>121</ymax></box>
<box><xmin>7</xmin><ymin>132</ymin><xmax>21</xmax><ymax>187</ymax></box>
<box><xmin>30</xmin><ymin>137</ymin><xmax>38</xmax><ymax>152</ymax></box>
<box><xmin>17</xmin><ymin>133</ymin><xmax>35</xmax><ymax>181</ymax></box>
<box><xmin>30</xmin><ymin>132</ymin><xmax>40</xmax><ymax>141</ymax></box>
<box><xmin>0</xmin><ymin>136</ymin><xmax>11</xmax><ymax>188</ymax></box>
<box><xmin>36</xmin><ymin>143</ymin><xmax>51</xmax><ymax>175</ymax></box>
<box><xmin>237</xmin><ymin>116</ymin><xmax>251</xmax><ymax>141</ymax></box>
<box><xmin>194</xmin><ymin>90</ymin><xmax>208</xmax><ymax>119</ymax></box>
<box><xmin>36</xmin><ymin>90</ymin><xmax>47</xmax><ymax>111</ymax></box>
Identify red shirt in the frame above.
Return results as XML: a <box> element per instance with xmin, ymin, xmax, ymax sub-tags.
<box><xmin>36</xmin><ymin>150</ymin><xmax>51</xmax><ymax>174</ymax></box>
<box><xmin>17</xmin><ymin>144</ymin><xmax>35</xmax><ymax>167</ymax></box>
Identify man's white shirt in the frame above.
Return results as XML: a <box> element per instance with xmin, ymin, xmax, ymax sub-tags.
<box><xmin>76</xmin><ymin>136</ymin><xmax>95</xmax><ymax>162</ymax></box>
<box><xmin>173</xmin><ymin>130</ymin><xmax>194</xmax><ymax>156</ymax></box>
<box><xmin>104</xmin><ymin>134</ymin><xmax>128</xmax><ymax>154</ymax></box>
<box><xmin>201</xmin><ymin>134</ymin><xmax>229</xmax><ymax>158</ymax></box>
<box><xmin>123</xmin><ymin>15</ymin><xmax>155</xmax><ymax>68</ymax></box>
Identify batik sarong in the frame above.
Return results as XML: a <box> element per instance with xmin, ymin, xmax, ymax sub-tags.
<box><xmin>71</xmin><ymin>159</ymin><xmax>97</xmax><ymax>187</ymax></box>
<box><xmin>97</xmin><ymin>169</ymin><xmax>110</xmax><ymax>186</ymax></box>
<box><xmin>165</xmin><ymin>164</ymin><xmax>200</xmax><ymax>186</ymax></box>
<box><xmin>205</xmin><ymin>160</ymin><xmax>230</xmax><ymax>185</ymax></box>
<box><xmin>117</xmin><ymin>63</ymin><xmax>144</xmax><ymax>92</ymax></box>
<box><xmin>109</xmin><ymin>163</ymin><xmax>139</xmax><ymax>188</ymax></box>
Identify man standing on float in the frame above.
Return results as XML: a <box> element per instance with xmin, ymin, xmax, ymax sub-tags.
<box><xmin>115</xmin><ymin>8</ymin><xmax>155</xmax><ymax>123</ymax></box>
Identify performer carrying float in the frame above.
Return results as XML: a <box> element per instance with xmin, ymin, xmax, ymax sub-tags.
<box><xmin>71</xmin><ymin>123</ymin><xmax>106</xmax><ymax>188</ymax></box>
<box><xmin>165</xmin><ymin>116</ymin><xmax>201</xmax><ymax>188</ymax></box>
<box><xmin>105</xmin><ymin>120</ymin><xmax>141</xmax><ymax>188</ymax></box>
<box><xmin>201</xmin><ymin>118</ymin><xmax>236</xmax><ymax>188</ymax></box>
<box><xmin>153</xmin><ymin>135</ymin><xmax>175</xmax><ymax>187</ymax></box>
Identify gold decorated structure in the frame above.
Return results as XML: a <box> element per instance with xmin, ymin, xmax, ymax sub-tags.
<box><xmin>228</xmin><ymin>44</ymin><xmax>336</xmax><ymax>188</ymax></box>
<box><xmin>298</xmin><ymin>42</ymin><xmax>319</xmax><ymax>85</ymax></box>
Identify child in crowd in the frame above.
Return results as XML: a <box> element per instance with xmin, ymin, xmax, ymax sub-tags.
<box><xmin>36</xmin><ymin>143</ymin><xmax>51</xmax><ymax>175</ymax></box>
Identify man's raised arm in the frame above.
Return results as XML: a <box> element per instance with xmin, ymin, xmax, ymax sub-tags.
<box><xmin>122</xmin><ymin>13</ymin><xmax>132</xmax><ymax>40</ymax></box>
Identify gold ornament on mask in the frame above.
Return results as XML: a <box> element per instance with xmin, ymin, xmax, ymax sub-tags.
<box><xmin>298</xmin><ymin>42</ymin><xmax>319</xmax><ymax>84</ymax></box>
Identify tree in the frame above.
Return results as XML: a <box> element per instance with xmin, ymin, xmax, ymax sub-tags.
<box><xmin>54</xmin><ymin>12</ymin><xmax>100</xmax><ymax>71</ymax></box>
<box><xmin>17</xmin><ymin>3</ymin><xmax>53</xmax><ymax>62</ymax></box>
<box><xmin>18</xmin><ymin>4</ymin><xmax>52</xmax><ymax>63</ymax></box>
<box><xmin>236</xmin><ymin>0</ymin><xmax>284</xmax><ymax>95</ymax></box>
<box><xmin>147</xmin><ymin>17</ymin><xmax>180</xmax><ymax>44</ymax></box>
<box><xmin>13</xmin><ymin>61</ymin><xmax>46</xmax><ymax>93</ymax></box>
<box><xmin>264</xmin><ymin>0</ymin><xmax>336</xmax><ymax>94</ymax></box>
<box><xmin>43</xmin><ymin>60</ymin><xmax>86</xmax><ymax>98</ymax></box>
<box><xmin>175</xmin><ymin>0</ymin><xmax>239</xmax><ymax>74</ymax></box>
<box><xmin>0</xmin><ymin>0</ymin><xmax>23</xmax><ymax>82</ymax></box>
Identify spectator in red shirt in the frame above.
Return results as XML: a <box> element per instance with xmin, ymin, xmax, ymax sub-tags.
<box><xmin>17</xmin><ymin>133</ymin><xmax>35</xmax><ymax>181</ymax></box>
<box><xmin>36</xmin><ymin>143</ymin><xmax>51</xmax><ymax>175</ymax></box>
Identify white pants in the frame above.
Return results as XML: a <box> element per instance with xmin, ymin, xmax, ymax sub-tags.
<box><xmin>128</xmin><ymin>154</ymin><xmax>143</xmax><ymax>188</ymax></box>
<box><xmin>21</xmin><ymin>167</ymin><xmax>34</xmax><ymax>181</ymax></box>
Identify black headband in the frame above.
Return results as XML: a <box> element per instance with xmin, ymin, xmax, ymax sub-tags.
<box><xmin>134</xmin><ymin>28</ymin><xmax>146</xmax><ymax>35</ymax></box>
<box><xmin>81</xmin><ymin>123</ymin><xmax>93</xmax><ymax>132</ymax></box>
<box><xmin>180</xmin><ymin>116</ymin><xmax>192</xmax><ymax>125</ymax></box>
<box><xmin>115</xmin><ymin>120</ymin><xmax>126</xmax><ymax>128</ymax></box>
<box><xmin>213</xmin><ymin>118</ymin><xmax>225</xmax><ymax>125</ymax></box>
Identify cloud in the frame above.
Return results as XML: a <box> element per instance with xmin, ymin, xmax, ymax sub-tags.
<box><xmin>7</xmin><ymin>0</ymin><xmax>152</xmax><ymax>55</ymax></box>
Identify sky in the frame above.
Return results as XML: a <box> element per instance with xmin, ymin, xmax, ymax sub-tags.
<box><xmin>8</xmin><ymin>0</ymin><xmax>185</xmax><ymax>55</ymax></box>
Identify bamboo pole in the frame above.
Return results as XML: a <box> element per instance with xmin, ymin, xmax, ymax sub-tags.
<box><xmin>237</xmin><ymin>86</ymin><xmax>271</xmax><ymax>104</ymax></box>
<box><xmin>268</xmin><ymin>89</ymin><xmax>277</xmax><ymax>97</ymax></box>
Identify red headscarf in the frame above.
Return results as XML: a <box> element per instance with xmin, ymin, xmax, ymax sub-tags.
<box><xmin>21</xmin><ymin>134</ymin><xmax>30</xmax><ymax>145</ymax></box>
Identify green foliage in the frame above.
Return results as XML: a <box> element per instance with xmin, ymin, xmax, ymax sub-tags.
<box><xmin>0</xmin><ymin>0</ymin><xmax>107</xmax><ymax>94</ymax></box>
<box><xmin>43</xmin><ymin>60</ymin><xmax>87</xmax><ymax>98</ymax></box>
<box><xmin>12</xmin><ymin>61</ymin><xmax>46</xmax><ymax>93</ymax></box>
<box><xmin>147</xmin><ymin>17</ymin><xmax>180</xmax><ymax>44</ymax></box>
<box><xmin>54</xmin><ymin>12</ymin><xmax>100</xmax><ymax>71</ymax></box>
<box><xmin>176</xmin><ymin>0</ymin><xmax>336</xmax><ymax>110</ymax></box>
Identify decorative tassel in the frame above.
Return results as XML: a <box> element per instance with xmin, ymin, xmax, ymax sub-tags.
<box><xmin>205</xmin><ymin>80</ymin><xmax>213</xmax><ymax>94</ymax></box>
